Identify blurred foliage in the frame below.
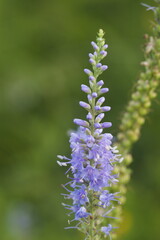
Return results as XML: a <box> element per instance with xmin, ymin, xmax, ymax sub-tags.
<box><xmin>0</xmin><ymin>0</ymin><xmax>160</xmax><ymax>240</ymax></box>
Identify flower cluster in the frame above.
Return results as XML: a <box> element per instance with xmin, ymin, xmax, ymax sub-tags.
<box><xmin>58</xmin><ymin>29</ymin><xmax>122</xmax><ymax>239</ymax></box>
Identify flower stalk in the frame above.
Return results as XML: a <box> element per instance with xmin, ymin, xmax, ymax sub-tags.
<box><xmin>58</xmin><ymin>29</ymin><xmax>122</xmax><ymax>240</ymax></box>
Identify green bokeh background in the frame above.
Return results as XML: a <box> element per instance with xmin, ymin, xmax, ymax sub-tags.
<box><xmin>0</xmin><ymin>0</ymin><xmax>160</xmax><ymax>239</ymax></box>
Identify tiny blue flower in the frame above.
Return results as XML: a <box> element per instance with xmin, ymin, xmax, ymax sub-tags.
<box><xmin>101</xmin><ymin>224</ymin><xmax>113</xmax><ymax>236</ymax></box>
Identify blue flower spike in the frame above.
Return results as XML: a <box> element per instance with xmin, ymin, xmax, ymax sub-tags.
<box><xmin>58</xmin><ymin>29</ymin><xmax>122</xmax><ymax>240</ymax></box>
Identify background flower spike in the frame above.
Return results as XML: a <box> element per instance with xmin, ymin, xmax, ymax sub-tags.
<box><xmin>109</xmin><ymin>2</ymin><xmax>160</xmax><ymax>238</ymax></box>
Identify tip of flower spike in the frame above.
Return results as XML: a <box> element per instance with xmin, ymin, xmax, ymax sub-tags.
<box><xmin>96</xmin><ymin>32</ymin><xmax>105</xmax><ymax>45</ymax></box>
<box><xmin>98</xmin><ymin>29</ymin><xmax>105</xmax><ymax>39</ymax></box>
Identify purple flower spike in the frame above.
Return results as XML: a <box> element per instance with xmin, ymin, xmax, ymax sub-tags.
<box><xmin>91</xmin><ymin>41</ymin><xmax>99</xmax><ymax>50</ymax></box>
<box><xmin>79</xmin><ymin>101</ymin><xmax>91</xmax><ymax>109</ymax></box>
<box><xmin>100</xmin><ymin>88</ymin><xmax>109</xmax><ymax>94</ymax></box>
<box><xmin>81</xmin><ymin>84</ymin><xmax>91</xmax><ymax>94</ymax></box>
<box><xmin>58</xmin><ymin>29</ymin><xmax>121</xmax><ymax>237</ymax></box>
<box><xmin>101</xmin><ymin>65</ymin><xmax>108</xmax><ymax>71</ymax></box>
<box><xmin>97</xmin><ymin>80</ymin><xmax>104</xmax><ymax>86</ymax></box>
<box><xmin>101</xmin><ymin>122</ymin><xmax>112</xmax><ymax>128</ymax></box>
<box><xmin>84</xmin><ymin>68</ymin><xmax>92</xmax><ymax>76</ymax></box>
<box><xmin>73</xmin><ymin>118</ymin><xmax>89</xmax><ymax>127</ymax></box>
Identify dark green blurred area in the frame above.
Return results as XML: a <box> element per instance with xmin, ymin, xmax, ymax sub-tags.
<box><xmin>0</xmin><ymin>0</ymin><xmax>160</xmax><ymax>239</ymax></box>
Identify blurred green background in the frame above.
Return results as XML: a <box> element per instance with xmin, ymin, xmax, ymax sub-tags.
<box><xmin>0</xmin><ymin>0</ymin><xmax>160</xmax><ymax>239</ymax></box>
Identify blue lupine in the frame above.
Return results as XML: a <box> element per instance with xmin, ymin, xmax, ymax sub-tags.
<box><xmin>58</xmin><ymin>29</ymin><xmax>122</xmax><ymax>239</ymax></box>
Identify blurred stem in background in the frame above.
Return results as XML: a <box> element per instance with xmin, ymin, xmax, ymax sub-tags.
<box><xmin>110</xmin><ymin>1</ymin><xmax>160</xmax><ymax>238</ymax></box>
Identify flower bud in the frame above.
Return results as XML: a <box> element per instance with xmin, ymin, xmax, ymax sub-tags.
<box><xmin>81</xmin><ymin>84</ymin><xmax>91</xmax><ymax>94</ymax></box>
<box><xmin>89</xmin><ymin>76</ymin><xmax>95</xmax><ymax>81</ymax></box>
<box><xmin>84</xmin><ymin>69</ymin><xmax>92</xmax><ymax>76</ymax></box>
<box><xmin>96</xmin><ymin>63</ymin><xmax>102</xmax><ymax>68</ymax></box>
<box><xmin>100</xmin><ymin>88</ymin><xmax>109</xmax><ymax>94</ymax></box>
<box><xmin>92</xmin><ymin>92</ymin><xmax>98</xmax><ymax>98</ymax></box>
<box><xmin>101</xmin><ymin>122</ymin><xmax>112</xmax><ymax>128</ymax></box>
<box><xmin>95</xmin><ymin>113</ymin><xmax>105</xmax><ymax>122</ymax></box>
<box><xmin>91</xmin><ymin>41</ymin><xmax>99</xmax><ymax>50</ymax></box>
<box><xmin>97</xmin><ymin>80</ymin><xmax>104</xmax><ymax>86</ymax></box>
<box><xmin>101</xmin><ymin>106</ymin><xmax>111</xmax><ymax>112</ymax></box>
<box><xmin>86</xmin><ymin>112</ymin><xmax>92</xmax><ymax>120</ymax></box>
<box><xmin>101</xmin><ymin>65</ymin><xmax>108</xmax><ymax>71</ymax></box>
<box><xmin>73</xmin><ymin>118</ymin><xmax>89</xmax><ymax>127</ymax></box>
<box><xmin>79</xmin><ymin>101</ymin><xmax>91</xmax><ymax>110</ymax></box>
<box><xmin>96</xmin><ymin>97</ymin><xmax>105</xmax><ymax>106</ymax></box>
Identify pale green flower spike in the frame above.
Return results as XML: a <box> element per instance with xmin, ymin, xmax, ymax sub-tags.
<box><xmin>109</xmin><ymin>2</ymin><xmax>160</xmax><ymax>238</ymax></box>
